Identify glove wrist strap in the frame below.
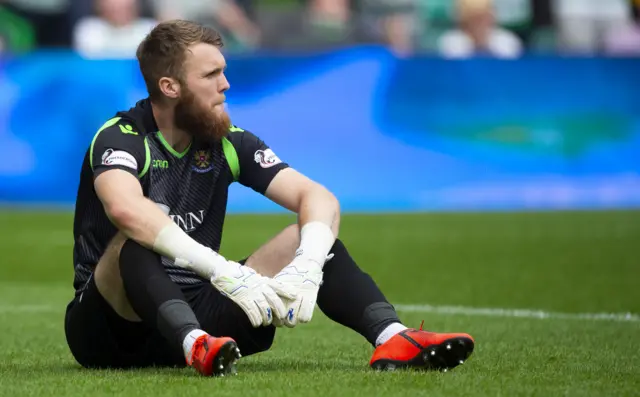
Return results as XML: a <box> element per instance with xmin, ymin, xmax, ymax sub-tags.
<box><xmin>296</xmin><ymin>221</ymin><xmax>335</xmax><ymax>268</ymax></box>
<box><xmin>153</xmin><ymin>222</ymin><xmax>226</xmax><ymax>278</ymax></box>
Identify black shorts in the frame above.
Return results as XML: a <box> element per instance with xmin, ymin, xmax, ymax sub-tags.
<box><xmin>64</xmin><ymin>269</ymin><xmax>276</xmax><ymax>369</ymax></box>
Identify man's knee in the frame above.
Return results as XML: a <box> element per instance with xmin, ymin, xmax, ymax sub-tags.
<box><xmin>254</xmin><ymin>325</ymin><xmax>276</xmax><ymax>354</ymax></box>
<box><xmin>242</xmin><ymin>326</ymin><xmax>276</xmax><ymax>356</ymax></box>
<box><xmin>118</xmin><ymin>239</ymin><xmax>161</xmax><ymax>283</ymax></box>
<box><xmin>221</xmin><ymin>300</ymin><xmax>276</xmax><ymax>356</ymax></box>
<box><xmin>330</xmin><ymin>238</ymin><xmax>346</xmax><ymax>252</ymax></box>
<box><xmin>325</xmin><ymin>238</ymin><xmax>349</xmax><ymax>267</ymax></box>
<box><xmin>323</xmin><ymin>238</ymin><xmax>373</xmax><ymax>284</ymax></box>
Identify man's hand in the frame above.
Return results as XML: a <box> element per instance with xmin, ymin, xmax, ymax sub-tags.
<box><xmin>204</xmin><ymin>259</ymin><xmax>297</xmax><ymax>327</ymax></box>
<box><xmin>272</xmin><ymin>253</ymin><xmax>333</xmax><ymax>327</ymax></box>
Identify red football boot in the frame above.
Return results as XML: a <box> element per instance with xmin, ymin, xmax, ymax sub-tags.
<box><xmin>370</xmin><ymin>323</ymin><xmax>474</xmax><ymax>372</ymax></box>
<box><xmin>187</xmin><ymin>334</ymin><xmax>241</xmax><ymax>376</ymax></box>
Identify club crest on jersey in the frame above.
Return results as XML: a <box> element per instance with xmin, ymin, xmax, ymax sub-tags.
<box><xmin>254</xmin><ymin>148</ymin><xmax>282</xmax><ymax>168</ymax></box>
<box><xmin>192</xmin><ymin>150</ymin><xmax>214</xmax><ymax>173</ymax></box>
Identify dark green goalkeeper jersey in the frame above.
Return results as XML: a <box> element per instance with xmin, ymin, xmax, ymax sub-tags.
<box><xmin>71</xmin><ymin>98</ymin><xmax>289</xmax><ymax>294</ymax></box>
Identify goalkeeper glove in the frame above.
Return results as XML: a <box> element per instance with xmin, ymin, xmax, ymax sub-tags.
<box><xmin>212</xmin><ymin>261</ymin><xmax>297</xmax><ymax>327</ymax></box>
<box><xmin>176</xmin><ymin>254</ymin><xmax>297</xmax><ymax>328</ymax></box>
<box><xmin>272</xmin><ymin>253</ymin><xmax>333</xmax><ymax>327</ymax></box>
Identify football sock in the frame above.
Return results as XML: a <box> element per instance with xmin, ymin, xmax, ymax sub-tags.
<box><xmin>119</xmin><ymin>239</ymin><xmax>201</xmax><ymax>354</ymax></box>
<box><xmin>182</xmin><ymin>329</ymin><xmax>208</xmax><ymax>361</ymax></box>
<box><xmin>375</xmin><ymin>322</ymin><xmax>408</xmax><ymax>346</ymax></box>
<box><xmin>317</xmin><ymin>239</ymin><xmax>403</xmax><ymax>346</ymax></box>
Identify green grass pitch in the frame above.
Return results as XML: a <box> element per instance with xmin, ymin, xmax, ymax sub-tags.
<box><xmin>0</xmin><ymin>210</ymin><xmax>639</xmax><ymax>396</ymax></box>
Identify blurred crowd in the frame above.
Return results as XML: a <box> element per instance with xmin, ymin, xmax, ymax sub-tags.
<box><xmin>1</xmin><ymin>0</ymin><xmax>640</xmax><ymax>58</ymax></box>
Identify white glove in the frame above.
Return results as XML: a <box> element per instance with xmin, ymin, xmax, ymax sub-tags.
<box><xmin>272</xmin><ymin>254</ymin><xmax>333</xmax><ymax>327</ymax></box>
<box><xmin>211</xmin><ymin>261</ymin><xmax>298</xmax><ymax>328</ymax></box>
<box><xmin>176</xmin><ymin>254</ymin><xmax>297</xmax><ymax>328</ymax></box>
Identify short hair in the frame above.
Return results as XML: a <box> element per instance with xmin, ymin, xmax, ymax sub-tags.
<box><xmin>136</xmin><ymin>20</ymin><xmax>224</xmax><ymax>101</ymax></box>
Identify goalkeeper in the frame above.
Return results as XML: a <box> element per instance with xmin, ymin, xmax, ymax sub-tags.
<box><xmin>64</xmin><ymin>20</ymin><xmax>474</xmax><ymax>376</ymax></box>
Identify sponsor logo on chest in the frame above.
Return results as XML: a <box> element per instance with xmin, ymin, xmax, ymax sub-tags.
<box><xmin>171</xmin><ymin>210</ymin><xmax>206</xmax><ymax>233</ymax></box>
<box><xmin>156</xmin><ymin>203</ymin><xmax>205</xmax><ymax>233</ymax></box>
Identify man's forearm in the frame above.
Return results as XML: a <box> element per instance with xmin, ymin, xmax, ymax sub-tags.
<box><xmin>296</xmin><ymin>185</ymin><xmax>340</xmax><ymax>266</ymax></box>
<box><xmin>297</xmin><ymin>184</ymin><xmax>340</xmax><ymax>235</ymax></box>
<box><xmin>105</xmin><ymin>196</ymin><xmax>173</xmax><ymax>249</ymax></box>
<box><xmin>106</xmin><ymin>197</ymin><xmax>225</xmax><ymax>278</ymax></box>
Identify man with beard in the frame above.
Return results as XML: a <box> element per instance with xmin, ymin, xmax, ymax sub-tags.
<box><xmin>65</xmin><ymin>20</ymin><xmax>475</xmax><ymax>377</ymax></box>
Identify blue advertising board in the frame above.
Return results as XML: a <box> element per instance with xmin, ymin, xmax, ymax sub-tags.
<box><xmin>1</xmin><ymin>48</ymin><xmax>639</xmax><ymax>212</ymax></box>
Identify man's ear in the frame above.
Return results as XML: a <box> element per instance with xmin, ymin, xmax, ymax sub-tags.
<box><xmin>158</xmin><ymin>77</ymin><xmax>180</xmax><ymax>99</ymax></box>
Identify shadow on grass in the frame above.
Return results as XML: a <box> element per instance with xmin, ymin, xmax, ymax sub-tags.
<box><xmin>1</xmin><ymin>358</ymin><xmax>365</xmax><ymax>378</ymax></box>
<box><xmin>0</xmin><ymin>361</ymin><xmax>192</xmax><ymax>378</ymax></box>
<box><xmin>238</xmin><ymin>357</ymin><xmax>365</xmax><ymax>373</ymax></box>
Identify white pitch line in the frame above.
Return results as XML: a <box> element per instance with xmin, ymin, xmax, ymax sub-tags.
<box><xmin>394</xmin><ymin>304</ymin><xmax>640</xmax><ymax>323</ymax></box>
<box><xmin>0</xmin><ymin>303</ymin><xmax>637</xmax><ymax>324</ymax></box>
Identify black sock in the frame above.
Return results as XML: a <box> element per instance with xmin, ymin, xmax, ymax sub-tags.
<box><xmin>316</xmin><ymin>239</ymin><xmax>401</xmax><ymax>346</ymax></box>
<box><xmin>119</xmin><ymin>239</ymin><xmax>201</xmax><ymax>350</ymax></box>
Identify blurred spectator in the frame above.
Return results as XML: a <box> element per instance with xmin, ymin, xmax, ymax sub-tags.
<box><xmin>604</xmin><ymin>24</ymin><xmax>640</xmax><ymax>56</ymax></box>
<box><xmin>306</xmin><ymin>0</ymin><xmax>350</xmax><ymax>38</ymax></box>
<box><xmin>73</xmin><ymin>0</ymin><xmax>156</xmax><ymax>59</ymax></box>
<box><xmin>493</xmin><ymin>0</ymin><xmax>532</xmax><ymax>30</ymax></box>
<box><xmin>255</xmin><ymin>0</ymin><xmax>353</xmax><ymax>51</ymax></box>
<box><xmin>67</xmin><ymin>0</ymin><xmax>155</xmax><ymax>31</ymax></box>
<box><xmin>0</xmin><ymin>3</ymin><xmax>37</xmax><ymax>54</ymax></box>
<box><xmin>355</xmin><ymin>0</ymin><xmax>418</xmax><ymax>56</ymax></box>
<box><xmin>438</xmin><ymin>0</ymin><xmax>523</xmax><ymax>59</ymax></box>
<box><xmin>2</xmin><ymin>0</ymin><xmax>638</xmax><ymax>57</ymax></box>
<box><xmin>2</xmin><ymin>0</ymin><xmax>70</xmax><ymax>48</ymax></box>
<box><xmin>527</xmin><ymin>0</ymin><xmax>557</xmax><ymax>52</ymax></box>
<box><xmin>291</xmin><ymin>0</ymin><xmax>418</xmax><ymax>54</ymax></box>
<box><xmin>602</xmin><ymin>0</ymin><xmax>640</xmax><ymax>56</ymax></box>
<box><xmin>551</xmin><ymin>0</ymin><xmax>633</xmax><ymax>54</ymax></box>
<box><xmin>152</xmin><ymin>0</ymin><xmax>260</xmax><ymax>51</ymax></box>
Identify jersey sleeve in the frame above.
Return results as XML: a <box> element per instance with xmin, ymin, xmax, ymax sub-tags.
<box><xmin>89</xmin><ymin>118</ymin><xmax>149</xmax><ymax>179</ymax></box>
<box><xmin>230</xmin><ymin>128</ymin><xmax>289</xmax><ymax>194</ymax></box>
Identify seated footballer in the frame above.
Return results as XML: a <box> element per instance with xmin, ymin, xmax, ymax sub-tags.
<box><xmin>65</xmin><ymin>19</ymin><xmax>475</xmax><ymax>376</ymax></box>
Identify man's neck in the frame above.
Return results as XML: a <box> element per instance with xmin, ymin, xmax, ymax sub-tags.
<box><xmin>151</xmin><ymin>101</ymin><xmax>192</xmax><ymax>154</ymax></box>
